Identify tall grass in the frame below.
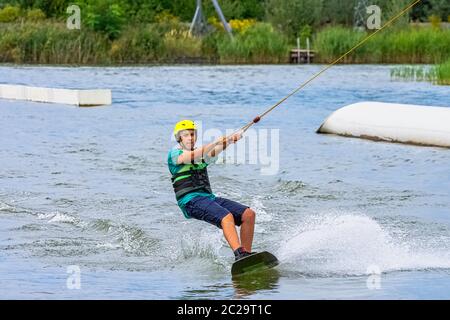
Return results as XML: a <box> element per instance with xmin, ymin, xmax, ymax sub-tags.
<box><xmin>110</xmin><ymin>25</ymin><xmax>165</xmax><ymax>63</ymax></box>
<box><xmin>391</xmin><ymin>60</ymin><xmax>450</xmax><ymax>85</ymax></box>
<box><xmin>0</xmin><ymin>21</ymin><xmax>204</xmax><ymax>64</ymax></box>
<box><xmin>390</xmin><ymin>66</ymin><xmax>435</xmax><ymax>82</ymax></box>
<box><xmin>434</xmin><ymin>60</ymin><xmax>450</xmax><ymax>85</ymax></box>
<box><xmin>0</xmin><ymin>22</ymin><xmax>110</xmax><ymax>64</ymax></box>
<box><xmin>110</xmin><ymin>23</ymin><xmax>204</xmax><ymax>63</ymax></box>
<box><xmin>1</xmin><ymin>21</ymin><xmax>287</xmax><ymax>64</ymax></box>
<box><xmin>217</xmin><ymin>23</ymin><xmax>289</xmax><ymax>64</ymax></box>
<box><xmin>313</xmin><ymin>26</ymin><xmax>366</xmax><ymax>63</ymax></box>
<box><xmin>1</xmin><ymin>22</ymin><xmax>449</xmax><ymax>66</ymax></box>
<box><xmin>314</xmin><ymin>26</ymin><xmax>450</xmax><ymax>64</ymax></box>
<box><xmin>162</xmin><ymin>29</ymin><xmax>203</xmax><ymax>61</ymax></box>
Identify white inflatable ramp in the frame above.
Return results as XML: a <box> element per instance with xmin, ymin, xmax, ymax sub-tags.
<box><xmin>0</xmin><ymin>84</ymin><xmax>111</xmax><ymax>106</ymax></box>
<box><xmin>317</xmin><ymin>102</ymin><xmax>450</xmax><ymax>148</ymax></box>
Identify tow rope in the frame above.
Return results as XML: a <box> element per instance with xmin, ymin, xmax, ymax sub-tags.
<box><xmin>236</xmin><ymin>0</ymin><xmax>423</xmax><ymax>135</ymax></box>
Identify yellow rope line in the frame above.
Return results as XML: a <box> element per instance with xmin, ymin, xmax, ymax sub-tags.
<box><xmin>238</xmin><ymin>0</ymin><xmax>423</xmax><ymax>133</ymax></box>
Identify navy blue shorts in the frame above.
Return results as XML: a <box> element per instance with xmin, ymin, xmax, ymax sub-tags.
<box><xmin>185</xmin><ymin>196</ymin><xmax>250</xmax><ymax>229</ymax></box>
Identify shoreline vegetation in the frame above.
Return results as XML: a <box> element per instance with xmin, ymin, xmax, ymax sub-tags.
<box><xmin>391</xmin><ymin>60</ymin><xmax>450</xmax><ymax>85</ymax></box>
<box><xmin>0</xmin><ymin>1</ymin><xmax>449</xmax><ymax>70</ymax></box>
<box><xmin>1</xmin><ymin>20</ymin><xmax>449</xmax><ymax>66</ymax></box>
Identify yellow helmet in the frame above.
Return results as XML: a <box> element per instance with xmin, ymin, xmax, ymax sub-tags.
<box><xmin>174</xmin><ymin>120</ymin><xmax>197</xmax><ymax>142</ymax></box>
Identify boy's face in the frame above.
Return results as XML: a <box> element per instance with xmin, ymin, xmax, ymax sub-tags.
<box><xmin>179</xmin><ymin>129</ymin><xmax>197</xmax><ymax>149</ymax></box>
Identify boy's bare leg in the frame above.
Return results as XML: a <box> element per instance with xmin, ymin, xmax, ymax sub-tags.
<box><xmin>240</xmin><ymin>208</ymin><xmax>256</xmax><ymax>252</ymax></box>
<box><xmin>221</xmin><ymin>213</ymin><xmax>240</xmax><ymax>251</ymax></box>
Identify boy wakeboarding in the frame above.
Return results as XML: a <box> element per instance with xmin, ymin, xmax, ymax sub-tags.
<box><xmin>168</xmin><ymin>120</ymin><xmax>257</xmax><ymax>261</ymax></box>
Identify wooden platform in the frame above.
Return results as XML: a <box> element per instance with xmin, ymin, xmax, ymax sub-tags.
<box><xmin>290</xmin><ymin>49</ymin><xmax>315</xmax><ymax>64</ymax></box>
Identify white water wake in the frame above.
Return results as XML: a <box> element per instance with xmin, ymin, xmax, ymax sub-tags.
<box><xmin>278</xmin><ymin>213</ymin><xmax>450</xmax><ymax>276</ymax></box>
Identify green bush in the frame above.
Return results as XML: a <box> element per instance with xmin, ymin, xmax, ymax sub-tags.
<box><xmin>299</xmin><ymin>25</ymin><xmax>313</xmax><ymax>40</ymax></box>
<box><xmin>266</xmin><ymin>0</ymin><xmax>323</xmax><ymax>39</ymax></box>
<box><xmin>152</xmin><ymin>11</ymin><xmax>187</xmax><ymax>35</ymax></box>
<box><xmin>0</xmin><ymin>5</ymin><xmax>21</xmax><ymax>23</ymax></box>
<box><xmin>82</xmin><ymin>0</ymin><xmax>126</xmax><ymax>40</ymax></box>
<box><xmin>26</xmin><ymin>8</ymin><xmax>46</xmax><ymax>22</ymax></box>
<box><xmin>33</xmin><ymin>0</ymin><xmax>71</xmax><ymax>18</ymax></box>
<box><xmin>429</xmin><ymin>15</ymin><xmax>442</xmax><ymax>29</ymax></box>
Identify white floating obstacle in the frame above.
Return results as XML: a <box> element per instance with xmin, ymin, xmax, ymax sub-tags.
<box><xmin>317</xmin><ymin>101</ymin><xmax>450</xmax><ymax>148</ymax></box>
<box><xmin>0</xmin><ymin>84</ymin><xmax>111</xmax><ymax>106</ymax></box>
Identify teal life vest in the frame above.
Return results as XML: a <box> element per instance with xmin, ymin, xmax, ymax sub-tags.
<box><xmin>171</xmin><ymin>159</ymin><xmax>213</xmax><ymax>201</ymax></box>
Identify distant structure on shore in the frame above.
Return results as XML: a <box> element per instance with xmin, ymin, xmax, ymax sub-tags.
<box><xmin>190</xmin><ymin>0</ymin><xmax>233</xmax><ymax>38</ymax></box>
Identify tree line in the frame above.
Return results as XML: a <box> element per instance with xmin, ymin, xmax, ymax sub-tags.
<box><xmin>1</xmin><ymin>0</ymin><xmax>449</xmax><ymax>39</ymax></box>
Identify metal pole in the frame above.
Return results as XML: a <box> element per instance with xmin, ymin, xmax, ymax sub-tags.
<box><xmin>189</xmin><ymin>3</ymin><xmax>201</xmax><ymax>34</ymax></box>
<box><xmin>296</xmin><ymin>37</ymin><xmax>300</xmax><ymax>64</ymax></box>
<box><xmin>211</xmin><ymin>0</ymin><xmax>233</xmax><ymax>38</ymax></box>
<box><xmin>190</xmin><ymin>0</ymin><xmax>208</xmax><ymax>35</ymax></box>
<box><xmin>306</xmin><ymin>38</ymin><xmax>310</xmax><ymax>64</ymax></box>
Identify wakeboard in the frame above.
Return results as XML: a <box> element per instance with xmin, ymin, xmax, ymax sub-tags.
<box><xmin>231</xmin><ymin>251</ymin><xmax>279</xmax><ymax>276</ymax></box>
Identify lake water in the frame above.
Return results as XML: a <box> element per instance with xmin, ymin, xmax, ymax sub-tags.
<box><xmin>1</xmin><ymin>65</ymin><xmax>449</xmax><ymax>299</ymax></box>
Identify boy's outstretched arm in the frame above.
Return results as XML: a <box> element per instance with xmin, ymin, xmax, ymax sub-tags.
<box><xmin>176</xmin><ymin>136</ymin><xmax>228</xmax><ymax>165</ymax></box>
<box><xmin>208</xmin><ymin>131</ymin><xmax>243</xmax><ymax>158</ymax></box>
